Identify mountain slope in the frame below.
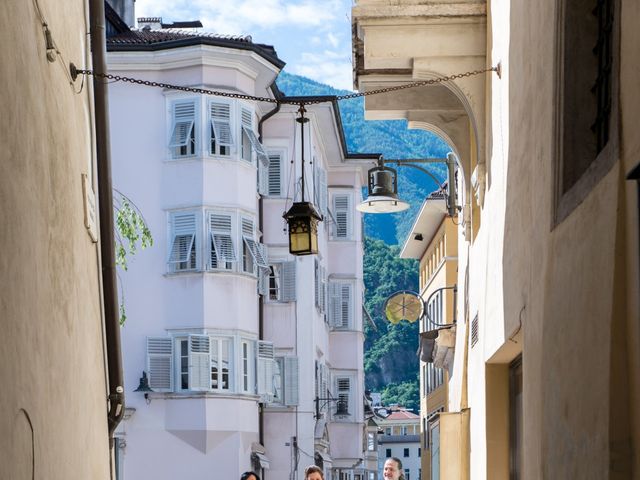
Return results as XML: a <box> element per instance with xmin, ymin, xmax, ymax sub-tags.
<box><xmin>277</xmin><ymin>71</ymin><xmax>449</xmax><ymax>245</ymax></box>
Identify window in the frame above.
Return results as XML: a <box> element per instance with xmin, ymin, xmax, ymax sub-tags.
<box><xmin>241</xmin><ymin>217</ymin><xmax>267</xmax><ymax>275</ymax></box>
<box><xmin>426</xmin><ymin>363</ymin><xmax>444</xmax><ymax>396</ymax></box>
<box><xmin>267</xmin><ymin>153</ymin><xmax>283</xmax><ymax>196</ymax></box>
<box><xmin>209</xmin><ymin>101</ymin><xmax>233</xmax><ymax>156</ymax></box>
<box><xmin>386</xmin><ymin>449</ymin><xmax>392</xmax><ymax>458</ymax></box>
<box><xmin>401</xmin><ymin>426</ymin><xmax>408</xmax><ymax>436</ymax></box>
<box><xmin>385</xmin><ymin>428</ymin><xmax>391</xmax><ymax>435</ymax></box>
<box><xmin>404</xmin><ymin>448</ymin><xmax>410</xmax><ymax>458</ymax></box>
<box><xmin>329</xmin><ymin>281</ymin><xmax>353</xmax><ymax>329</ymax></box>
<box><xmin>314</xmin><ymin>164</ymin><xmax>328</xmax><ymax>217</ymax></box>
<box><xmin>335</xmin><ymin>376</ymin><xmax>352</xmax><ymax>416</ymax></box>
<box><xmin>331</xmin><ymin>193</ymin><xmax>352</xmax><ymax>239</ymax></box>
<box><xmin>367</xmin><ymin>432</ymin><xmax>375</xmax><ymax>451</ymax></box>
<box><xmin>146</xmin><ymin>334</ymin><xmax>264</xmax><ymax>394</ymax></box>
<box><xmin>510</xmin><ymin>356</ymin><xmax>523</xmax><ymax>480</ymax></box>
<box><xmin>240</xmin><ymin>108</ymin><xmax>270</xmax><ymax>165</ymax></box>
<box><xmin>267</xmin><ymin>261</ymin><xmax>296</xmax><ymax>302</ymax></box>
<box><xmin>425</xmin><ymin>290</ymin><xmax>443</xmax><ymax>330</ymax></box>
<box><xmin>404</xmin><ymin>469</ymin><xmax>410</xmax><ymax>480</ymax></box>
<box><xmin>555</xmin><ymin>0</ymin><xmax>619</xmax><ymax>221</ymax></box>
<box><xmin>169</xmin><ymin>100</ymin><xmax>196</xmax><ymax>158</ymax></box>
<box><xmin>314</xmin><ymin>259</ymin><xmax>326</xmax><ymax>312</ymax></box>
<box><xmin>430</xmin><ymin>420</ymin><xmax>440</xmax><ymax>480</ymax></box>
<box><xmin>168</xmin><ymin>212</ymin><xmax>197</xmax><ymax>272</ymax></box>
<box><xmin>209</xmin><ymin>212</ymin><xmax>236</xmax><ymax>271</ymax></box>
<box><xmin>257</xmin><ymin>341</ymin><xmax>275</xmax><ymax>402</ymax></box>
<box><xmin>240</xmin><ymin>340</ymin><xmax>254</xmax><ymax>393</ymax></box>
<box><xmin>271</xmin><ymin>356</ymin><xmax>299</xmax><ymax>406</ymax></box>
<box><xmin>418</xmin><ymin>447</ymin><xmax>421</xmax><ymax>457</ymax></box>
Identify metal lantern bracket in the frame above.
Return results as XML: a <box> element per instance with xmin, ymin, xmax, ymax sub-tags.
<box><xmin>423</xmin><ymin>285</ymin><xmax>458</xmax><ymax>328</ymax></box>
<box><xmin>314</xmin><ymin>394</ymin><xmax>348</xmax><ymax>419</ymax></box>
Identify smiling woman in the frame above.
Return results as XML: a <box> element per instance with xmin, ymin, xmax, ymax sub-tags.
<box><xmin>134</xmin><ymin>0</ymin><xmax>355</xmax><ymax>89</ymax></box>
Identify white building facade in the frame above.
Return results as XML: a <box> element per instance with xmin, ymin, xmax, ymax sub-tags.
<box><xmin>107</xmin><ymin>20</ymin><xmax>372</xmax><ymax>480</ymax></box>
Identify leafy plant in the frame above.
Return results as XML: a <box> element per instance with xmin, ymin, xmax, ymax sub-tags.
<box><xmin>113</xmin><ymin>190</ymin><xmax>153</xmax><ymax>325</ymax></box>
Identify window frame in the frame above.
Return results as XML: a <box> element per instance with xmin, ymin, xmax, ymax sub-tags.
<box><xmin>167</xmin><ymin>211</ymin><xmax>199</xmax><ymax>273</ymax></box>
<box><xmin>168</xmin><ymin>99</ymin><xmax>198</xmax><ymax>159</ymax></box>
<box><xmin>208</xmin><ymin>99</ymin><xmax>234</xmax><ymax>157</ymax></box>
<box><xmin>553</xmin><ymin>0</ymin><xmax>620</xmax><ymax>225</ymax></box>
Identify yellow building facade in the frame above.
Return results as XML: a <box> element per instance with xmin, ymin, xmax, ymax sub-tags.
<box><xmin>354</xmin><ymin>0</ymin><xmax>640</xmax><ymax>478</ymax></box>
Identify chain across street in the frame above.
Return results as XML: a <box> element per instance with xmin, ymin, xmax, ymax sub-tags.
<box><xmin>73</xmin><ymin>66</ymin><xmax>499</xmax><ymax>106</ymax></box>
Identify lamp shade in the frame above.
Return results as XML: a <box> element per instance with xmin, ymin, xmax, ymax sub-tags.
<box><xmin>283</xmin><ymin>202</ymin><xmax>322</xmax><ymax>255</ymax></box>
<box><xmin>357</xmin><ymin>164</ymin><xmax>410</xmax><ymax>213</ymax></box>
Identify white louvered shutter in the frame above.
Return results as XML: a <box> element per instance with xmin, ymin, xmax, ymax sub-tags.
<box><xmin>147</xmin><ymin>337</ymin><xmax>173</xmax><ymax>392</ymax></box>
<box><xmin>339</xmin><ymin>283</ymin><xmax>353</xmax><ymax>329</ymax></box>
<box><xmin>257</xmin><ymin>341</ymin><xmax>275</xmax><ymax>400</ymax></box>
<box><xmin>319</xmin><ymin>169</ymin><xmax>328</xmax><ymax>217</ymax></box>
<box><xmin>210</xmin><ymin>213</ymin><xmax>236</xmax><ymax>267</ymax></box>
<box><xmin>168</xmin><ymin>213</ymin><xmax>196</xmax><ymax>267</ymax></box>
<box><xmin>320</xmin><ymin>267</ymin><xmax>327</xmax><ymax>313</ymax></box>
<box><xmin>284</xmin><ymin>356</ymin><xmax>299</xmax><ymax>406</ymax></box>
<box><xmin>169</xmin><ymin>101</ymin><xmax>195</xmax><ymax>148</ymax></box>
<box><xmin>210</xmin><ymin>103</ymin><xmax>233</xmax><ymax>147</ymax></box>
<box><xmin>328</xmin><ymin>282</ymin><xmax>341</xmax><ymax>327</ymax></box>
<box><xmin>242</xmin><ymin>109</ymin><xmax>270</xmax><ymax>166</ymax></box>
<box><xmin>267</xmin><ymin>154</ymin><xmax>282</xmax><ymax>196</ymax></box>
<box><xmin>189</xmin><ymin>335</ymin><xmax>211</xmax><ymax>391</ymax></box>
<box><xmin>258</xmin><ymin>157</ymin><xmax>269</xmax><ymax>195</ymax></box>
<box><xmin>336</xmin><ymin>377</ymin><xmax>351</xmax><ymax>415</ymax></box>
<box><xmin>314</xmin><ymin>259</ymin><xmax>320</xmax><ymax>308</ymax></box>
<box><xmin>280</xmin><ymin>261</ymin><xmax>296</xmax><ymax>302</ymax></box>
<box><xmin>333</xmin><ymin>194</ymin><xmax>351</xmax><ymax>239</ymax></box>
<box><xmin>242</xmin><ymin>218</ymin><xmax>267</xmax><ymax>268</ymax></box>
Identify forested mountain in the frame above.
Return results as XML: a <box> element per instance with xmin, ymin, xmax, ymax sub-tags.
<box><xmin>277</xmin><ymin>71</ymin><xmax>448</xmax><ymax>245</ymax></box>
<box><xmin>277</xmin><ymin>71</ymin><xmax>446</xmax><ymax>410</ymax></box>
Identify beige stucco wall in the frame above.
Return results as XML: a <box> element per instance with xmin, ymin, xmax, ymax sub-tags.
<box><xmin>0</xmin><ymin>1</ymin><xmax>111</xmax><ymax>479</ymax></box>
<box><xmin>354</xmin><ymin>0</ymin><xmax>640</xmax><ymax>477</ymax></box>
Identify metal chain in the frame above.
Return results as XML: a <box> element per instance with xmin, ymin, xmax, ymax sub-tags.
<box><xmin>75</xmin><ymin>66</ymin><xmax>498</xmax><ymax>106</ymax></box>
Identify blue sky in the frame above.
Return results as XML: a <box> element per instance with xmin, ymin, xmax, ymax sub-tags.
<box><xmin>136</xmin><ymin>0</ymin><xmax>355</xmax><ymax>91</ymax></box>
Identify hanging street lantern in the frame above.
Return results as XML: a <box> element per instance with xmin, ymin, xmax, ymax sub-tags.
<box><xmin>283</xmin><ymin>104</ymin><xmax>323</xmax><ymax>255</ymax></box>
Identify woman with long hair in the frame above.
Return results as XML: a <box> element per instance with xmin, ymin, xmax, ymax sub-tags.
<box><xmin>383</xmin><ymin>457</ymin><xmax>405</xmax><ymax>480</ymax></box>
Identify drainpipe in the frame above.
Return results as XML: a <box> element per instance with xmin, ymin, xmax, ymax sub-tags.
<box><xmin>257</xmin><ymin>93</ymin><xmax>281</xmax><ymax>480</ymax></box>
<box><xmin>89</xmin><ymin>0</ymin><xmax>125</xmax><ymax>439</ymax></box>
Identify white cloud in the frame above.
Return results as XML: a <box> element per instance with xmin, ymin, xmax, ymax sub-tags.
<box><xmin>327</xmin><ymin>32</ymin><xmax>340</xmax><ymax>48</ymax></box>
<box><xmin>136</xmin><ymin>0</ymin><xmax>341</xmax><ymax>34</ymax></box>
<box><xmin>293</xmin><ymin>51</ymin><xmax>354</xmax><ymax>91</ymax></box>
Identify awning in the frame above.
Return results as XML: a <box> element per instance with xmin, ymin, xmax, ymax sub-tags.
<box><xmin>418</xmin><ymin>325</ymin><xmax>455</xmax><ymax>365</ymax></box>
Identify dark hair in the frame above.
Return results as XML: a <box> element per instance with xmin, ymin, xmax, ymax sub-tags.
<box><xmin>304</xmin><ymin>465</ymin><xmax>324</xmax><ymax>479</ymax></box>
<box><xmin>386</xmin><ymin>457</ymin><xmax>405</xmax><ymax>480</ymax></box>
<box><xmin>240</xmin><ymin>472</ymin><xmax>260</xmax><ymax>480</ymax></box>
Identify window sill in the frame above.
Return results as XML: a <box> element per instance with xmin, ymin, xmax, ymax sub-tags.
<box><xmin>164</xmin><ymin>270</ymin><xmax>258</xmax><ymax>280</ymax></box>
<box><xmin>147</xmin><ymin>392</ymin><xmax>260</xmax><ymax>401</ymax></box>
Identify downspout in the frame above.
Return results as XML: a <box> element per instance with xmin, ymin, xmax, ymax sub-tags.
<box><xmin>257</xmin><ymin>92</ymin><xmax>281</xmax><ymax>479</ymax></box>
<box><xmin>89</xmin><ymin>0</ymin><xmax>125</xmax><ymax>438</ymax></box>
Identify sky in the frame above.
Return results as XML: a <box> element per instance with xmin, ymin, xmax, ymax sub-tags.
<box><xmin>135</xmin><ymin>0</ymin><xmax>355</xmax><ymax>91</ymax></box>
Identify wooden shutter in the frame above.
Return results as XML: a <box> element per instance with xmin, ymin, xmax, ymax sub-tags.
<box><xmin>280</xmin><ymin>261</ymin><xmax>296</xmax><ymax>302</ymax></box>
<box><xmin>189</xmin><ymin>334</ymin><xmax>211</xmax><ymax>391</ymax></box>
<box><xmin>147</xmin><ymin>337</ymin><xmax>173</xmax><ymax>392</ymax></box>
<box><xmin>267</xmin><ymin>154</ymin><xmax>282</xmax><ymax>196</ymax></box>
<box><xmin>333</xmin><ymin>194</ymin><xmax>351</xmax><ymax>239</ymax></box>
<box><xmin>284</xmin><ymin>356</ymin><xmax>299</xmax><ymax>406</ymax></box>
<box><xmin>168</xmin><ymin>212</ymin><xmax>196</xmax><ymax>265</ymax></box>
<box><xmin>210</xmin><ymin>103</ymin><xmax>233</xmax><ymax>146</ymax></box>
<box><xmin>169</xmin><ymin>101</ymin><xmax>195</xmax><ymax>147</ymax></box>
<box><xmin>210</xmin><ymin>213</ymin><xmax>236</xmax><ymax>265</ymax></box>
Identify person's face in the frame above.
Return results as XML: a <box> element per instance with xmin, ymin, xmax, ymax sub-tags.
<box><xmin>383</xmin><ymin>459</ymin><xmax>401</xmax><ymax>480</ymax></box>
<box><xmin>245</xmin><ymin>476</ymin><xmax>257</xmax><ymax>480</ymax></box>
<box><xmin>306</xmin><ymin>473</ymin><xmax>323</xmax><ymax>480</ymax></box>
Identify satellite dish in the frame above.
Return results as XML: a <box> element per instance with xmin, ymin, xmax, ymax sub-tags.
<box><xmin>384</xmin><ymin>291</ymin><xmax>424</xmax><ymax>324</ymax></box>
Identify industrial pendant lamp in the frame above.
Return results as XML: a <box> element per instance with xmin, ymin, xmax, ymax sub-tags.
<box><xmin>283</xmin><ymin>104</ymin><xmax>322</xmax><ymax>255</ymax></box>
<box><xmin>357</xmin><ymin>159</ymin><xmax>410</xmax><ymax>213</ymax></box>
